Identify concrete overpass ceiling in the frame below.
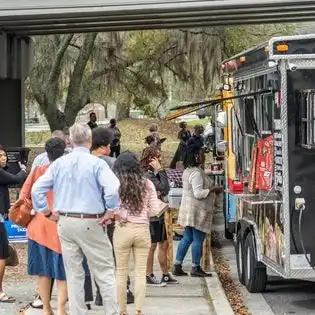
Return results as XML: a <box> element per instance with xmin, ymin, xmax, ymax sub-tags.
<box><xmin>1</xmin><ymin>0</ymin><xmax>315</xmax><ymax>35</ymax></box>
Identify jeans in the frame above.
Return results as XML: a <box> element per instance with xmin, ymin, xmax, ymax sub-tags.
<box><xmin>175</xmin><ymin>226</ymin><xmax>206</xmax><ymax>266</ymax></box>
<box><xmin>113</xmin><ymin>223</ymin><xmax>151</xmax><ymax>313</ymax></box>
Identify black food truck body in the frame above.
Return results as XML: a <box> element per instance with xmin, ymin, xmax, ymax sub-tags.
<box><xmin>220</xmin><ymin>34</ymin><xmax>315</xmax><ymax>293</ymax></box>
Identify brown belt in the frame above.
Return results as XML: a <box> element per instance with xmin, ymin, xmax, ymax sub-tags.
<box><xmin>59</xmin><ymin>212</ymin><xmax>104</xmax><ymax>219</ymax></box>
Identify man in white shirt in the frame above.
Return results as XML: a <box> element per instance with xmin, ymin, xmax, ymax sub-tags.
<box><xmin>31</xmin><ymin>130</ymin><xmax>66</xmax><ymax>171</ymax></box>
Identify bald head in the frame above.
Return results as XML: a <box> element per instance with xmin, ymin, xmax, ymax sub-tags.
<box><xmin>51</xmin><ymin>130</ymin><xmax>65</xmax><ymax>141</ymax></box>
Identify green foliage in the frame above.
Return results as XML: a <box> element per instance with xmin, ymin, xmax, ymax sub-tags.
<box><xmin>26</xmin><ymin>24</ymin><xmax>297</xmax><ymax>128</ymax></box>
<box><xmin>222</xmin><ymin>24</ymin><xmax>296</xmax><ymax>58</ymax></box>
<box><xmin>25</xmin><ymin>131</ymin><xmax>51</xmax><ymax>146</ymax></box>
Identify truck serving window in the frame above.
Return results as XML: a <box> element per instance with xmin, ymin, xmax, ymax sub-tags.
<box><xmin>298</xmin><ymin>90</ymin><xmax>315</xmax><ymax>149</ymax></box>
<box><xmin>244</xmin><ymin>98</ymin><xmax>255</xmax><ymax>135</ymax></box>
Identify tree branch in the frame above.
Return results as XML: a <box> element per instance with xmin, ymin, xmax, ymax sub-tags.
<box><xmin>64</xmin><ymin>33</ymin><xmax>97</xmax><ymax>122</ymax></box>
<box><xmin>48</xmin><ymin>34</ymin><xmax>73</xmax><ymax>87</ymax></box>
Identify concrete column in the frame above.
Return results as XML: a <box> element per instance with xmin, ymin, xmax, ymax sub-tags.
<box><xmin>0</xmin><ymin>32</ymin><xmax>33</xmax><ymax>147</ymax></box>
<box><xmin>0</xmin><ymin>79</ymin><xmax>23</xmax><ymax>147</ymax></box>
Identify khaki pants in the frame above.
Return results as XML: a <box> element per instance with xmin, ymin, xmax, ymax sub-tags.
<box><xmin>58</xmin><ymin>216</ymin><xmax>119</xmax><ymax>315</ymax></box>
<box><xmin>113</xmin><ymin>223</ymin><xmax>151</xmax><ymax>313</ymax></box>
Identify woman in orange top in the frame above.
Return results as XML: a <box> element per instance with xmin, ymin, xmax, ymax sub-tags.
<box><xmin>20</xmin><ymin>138</ymin><xmax>67</xmax><ymax>315</ymax></box>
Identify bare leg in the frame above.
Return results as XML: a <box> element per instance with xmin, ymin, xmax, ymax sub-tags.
<box><xmin>38</xmin><ymin>276</ymin><xmax>53</xmax><ymax>315</ymax></box>
<box><xmin>56</xmin><ymin>280</ymin><xmax>68</xmax><ymax>315</ymax></box>
<box><xmin>146</xmin><ymin>243</ymin><xmax>157</xmax><ymax>276</ymax></box>
<box><xmin>0</xmin><ymin>259</ymin><xmax>5</xmax><ymax>292</ymax></box>
<box><xmin>158</xmin><ymin>241</ymin><xmax>168</xmax><ymax>274</ymax></box>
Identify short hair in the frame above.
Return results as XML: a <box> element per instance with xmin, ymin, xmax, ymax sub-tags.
<box><xmin>90</xmin><ymin>112</ymin><xmax>96</xmax><ymax>118</ymax></box>
<box><xmin>194</xmin><ymin>124</ymin><xmax>204</xmax><ymax>136</ymax></box>
<box><xmin>45</xmin><ymin>138</ymin><xmax>66</xmax><ymax>162</ymax></box>
<box><xmin>51</xmin><ymin>130</ymin><xmax>65</xmax><ymax>140</ymax></box>
<box><xmin>91</xmin><ymin>127</ymin><xmax>113</xmax><ymax>151</ymax></box>
<box><xmin>179</xmin><ymin>121</ymin><xmax>187</xmax><ymax>129</ymax></box>
<box><xmin>149</xmin><ymin>123</ymin><xmax>158</xmax><ymax>132</ymax></box>
<box><xmin>69</xmin><ymin>123</ymin><xmax>92</xmax><ymax>147</ymax></box>
<box><xmin>110</xmin><ymin>118</ymin><xmax>116</xmax><ymax>125</ymax></box>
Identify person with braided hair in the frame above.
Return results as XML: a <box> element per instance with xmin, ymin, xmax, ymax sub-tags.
<box><xmin>140</xmin><ymin>146</ymin><xmax>178</xmax><ymax>286</ymax></box>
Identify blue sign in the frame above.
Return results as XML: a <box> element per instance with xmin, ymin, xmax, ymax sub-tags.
<box><xmin>4</xmin><ymin>220</ymin><xmax>27</xmax><ymax>243</ymax></box>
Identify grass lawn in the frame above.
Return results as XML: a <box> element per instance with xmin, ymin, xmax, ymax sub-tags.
<box><xmin>26</xmin><ymin>119</ymin><xmax>180</xmax><ymax>168</ymax></box>
<box><xmin>186</xmin><ymin>118</ymin><xmax>208</xmax><ymax>127</ymax></box>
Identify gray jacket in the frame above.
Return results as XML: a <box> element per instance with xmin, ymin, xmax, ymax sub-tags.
<box><xmin>99</xmin><ymin>155</ymin><xmax>116</xmax><ymax>169</ymax></box>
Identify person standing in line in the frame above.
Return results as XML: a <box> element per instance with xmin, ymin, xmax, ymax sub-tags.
<box><xmin>31</xmin><ymin>130</ymin><xmax>66</xmax><ymax>171</ymax></box>
<box><xmin>191</xmin><ymin>125</ymin><xmax>205</xmax><ymax>150</ymax></box>
<box><xmin>90</xmin><ymin>126</ymin><xmax>135</xmax><ymax>306</ymax></box>
<box><xmin>28</xmin><ymin>129</ymin><xmax>93</xmax><ymax>311</ymax></box>
<box><xmin>109</xmin><ymin>119</ymin><xmax>121</xmax><ymax>158</ymax></box>
<box><xmin>113</xmin><ymin>152</ymin><xmax>161</xmax><ymax>315</ymax></box>
<box><xmin>28</xmin><ymin>130</ymin><xmax>65</xmax><ymax>309</ymax></box>
<box><xmin>0</xmin><ymin>145</ymin><xmax>26</xmax><ymax>303</ymax></box>
<box><xmin>31</xmin><ymin>124</ymin><xmax>120</xmax><ymax>315</ymax></box>
<box><xmin>20</xmin><ymin>138</ymin><xmax>68</xmax><ymax>315</ymax></box>
<box><xmin>170</xmin><ymin>121</ymin><xmax>191</xmax><ymax>169</ymax></box>
<box><xmin>146</xmin><ymin>123</ymin><xmax>166</xmax><ymax>150</ymax></box>
<box><xmin>173</xmin><ymin>138</ymin><xmax>222</xmax><ymax>277</ymax></box>
<box><xmin>140</xmin><ymin>147</ymin><xmax>178</xmax><ymax>286</ymax></box>
<box><xmin>87</xmin><ymin>112</ymin><xmax>98</xmax><ymax>130</ymax></box>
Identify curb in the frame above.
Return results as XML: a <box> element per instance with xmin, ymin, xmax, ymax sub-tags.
<box><xmin>204</xmin><ymin>251</ymin><xmax>234</xmax><ymax>315</ymax></box>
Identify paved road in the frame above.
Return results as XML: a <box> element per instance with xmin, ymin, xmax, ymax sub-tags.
<box><xmin>217</xmin><ymin>237</ymin><xmax>315</xmax><ymax>315</ymax></box>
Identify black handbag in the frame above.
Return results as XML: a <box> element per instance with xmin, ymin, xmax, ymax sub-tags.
<box><xmin>5</xmin><ymin>245</ymin><xmax>19</xmax><ymax>267</ymax></box>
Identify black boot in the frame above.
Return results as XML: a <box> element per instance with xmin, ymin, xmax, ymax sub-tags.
<box><xmin>173</xmin><ymin>264</ymin><xmax>188</xmax><ymax>276</ymax></box>
<box><xmin>190</xmin><ymin>265</ymin><xmax>212</xmax><ymax>277</ymax></box>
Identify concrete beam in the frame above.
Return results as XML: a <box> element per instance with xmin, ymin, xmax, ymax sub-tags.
<box><xmin>0</xmin><ymin>0</ymin><xmax>315</xmax><ymax>34</ymax></box>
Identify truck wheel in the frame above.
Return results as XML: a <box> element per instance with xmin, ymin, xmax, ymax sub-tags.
<box><xmin>235</xmin><ymin>230</ymin><xmax>245</xmax><ymax>284</ymax></box>
<box><xmin>244</xmin><ymin>231</ymin><xmax>267</xmax><ymax>293</ymax></box>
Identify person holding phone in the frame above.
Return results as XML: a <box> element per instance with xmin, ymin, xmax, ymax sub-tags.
<box><xmin>140</xmin><ymin>147</ymin><xmax>178</xmax><ymax>286</ymax></box>
<box><xmin>0</xmin><ymin>145</ymin><xmax>26</xmax><ymax>303</ymax></box>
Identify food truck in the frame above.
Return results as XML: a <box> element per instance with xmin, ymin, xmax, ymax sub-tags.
<box><xmin>219</xmin><ymin>34</ymin><xmax>315</xmax><ymax>293</ymax></box>
<box><xmin>166</xmin><ymin>34</ymin><xmax>315</xmax><ymax>293</ymax></box>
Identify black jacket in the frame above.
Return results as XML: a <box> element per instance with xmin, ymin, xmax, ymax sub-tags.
<box><xmin>0</xmin><ymin>168</ymin><xmax>25</xmax><ymax>216</ymax></box>
<box><xmin>144</xmin><ymin>169</ymin><xmax>170</xmax><ymax>198</ymax></box>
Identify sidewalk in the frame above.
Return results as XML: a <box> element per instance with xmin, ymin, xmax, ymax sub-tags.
<box><xmin>2</xmin><ymin>244</ymin><xmax>216</xmax><ymax>315</ymax></box>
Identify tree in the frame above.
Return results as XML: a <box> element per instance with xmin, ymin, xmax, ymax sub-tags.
<box><xmin>26</xmin><ymin>24</ymin><xmax>296</xmax><ymax>130</ymax></box>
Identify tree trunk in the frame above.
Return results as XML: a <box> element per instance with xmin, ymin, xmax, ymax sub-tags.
<box><xmin>104</xmin><ymin>104</ymin><xmax>108</xmax><ymax>118</ymax></box>
<box><xmin>45</xmin><ymin>109</ymin><xmax>67</xmax><ymax>131</ymax></box>
<box><xmin>116</xmin><ymin>103</ymin><xmax>130</xmax><ymax>121</ymax></box>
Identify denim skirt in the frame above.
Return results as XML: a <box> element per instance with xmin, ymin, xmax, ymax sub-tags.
<box><xmin>28</xmin><ymin>239</ymin><xmax>66</xmax><ymax>280</ymax></box>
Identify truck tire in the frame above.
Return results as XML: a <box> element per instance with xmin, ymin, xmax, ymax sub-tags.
<box><xmin>235</xmin><ymin>230</ymin><xmax>245</xmax><ymax>284</ymax></box>
<box><xmin>244</xmin><ymin>231</ymin><xmax>267</xmax><ymax>293</ymax></box>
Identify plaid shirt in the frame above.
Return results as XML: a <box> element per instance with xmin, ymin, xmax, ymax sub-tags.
<box><xmin>166</xmin><ymin>168</ymin><xmax>183</xmax><ymax>188</ymax></box>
